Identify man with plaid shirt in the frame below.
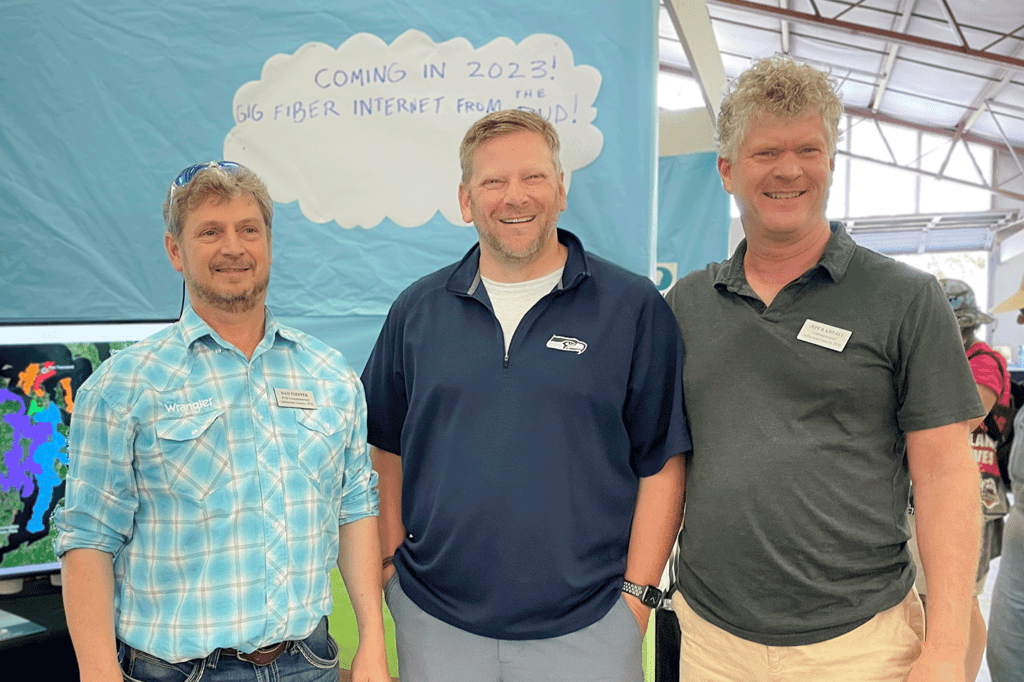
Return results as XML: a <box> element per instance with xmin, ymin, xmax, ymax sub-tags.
<box><xmin>54</xmin><ymin>162</ymin><xmax>390</xmax><ymax>682</ymax></box>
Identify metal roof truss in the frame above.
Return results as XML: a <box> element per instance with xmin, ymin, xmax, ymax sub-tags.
<box><xmin>659</xmin><ymin>0</ymin><xmax>1024</xmax><ymax>201</ymax></box>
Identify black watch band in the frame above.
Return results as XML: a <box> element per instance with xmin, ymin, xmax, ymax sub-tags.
<box><xmin>621</xmin><ymin>580</ymin><xmax>663</xmax><ymax>608</ymax></box>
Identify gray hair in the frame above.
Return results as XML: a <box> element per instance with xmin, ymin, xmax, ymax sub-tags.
<box><xmin>163</xmin><ymin>162</ymin><xmax>273</xmax><ymax>241</ymax></box>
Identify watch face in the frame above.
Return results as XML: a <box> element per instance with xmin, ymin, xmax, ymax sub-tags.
<box><xmin>641</xmin><ymin>588</ymin><xmax>661</xmax><ymax>608</ymax></box>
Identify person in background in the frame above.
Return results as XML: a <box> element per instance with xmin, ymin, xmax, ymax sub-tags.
<box><xmin>361</xmin><ymin>109</ymin><xmax>690</xmax><ymax>682</ymax></box>
<box><xmin>986</xmin><ymin>277</ymin><xmax>1024</xmax><ymax>682</ymax></box>
<box><xmin>664</xmin><ymin>57</ymin><xmax>983</xmax><ymax>682</ymax></box>
<box><xmin>54</xmin><ymin>161</ymin><xmax>390</xmax><ymax>682</ymax></box>
<box><xmin>906</xmin><ymin>278</ymin><xmax>1011</xmax><ymax>681</ymax></box>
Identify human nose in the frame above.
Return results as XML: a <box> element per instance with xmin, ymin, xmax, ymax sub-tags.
<box><xmin>503</xmin><ymin>178</ymin><xmax>529</xmax><ymax>205</ymax></box>
<box><xmin>220</xmin><ymin>229</ymin><xmax>245</xmax><ymax>255</ymax></box>
<box><xmin>772</xmin><ymin>152</ymin><xmax>803</xmax><ymax>181</ymax></box>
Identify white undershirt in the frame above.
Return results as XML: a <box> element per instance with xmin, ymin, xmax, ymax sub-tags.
<box><xmin>482</xmin><ymin>267</ymin><xmax>564</xmax><ymax>354</ymax></box>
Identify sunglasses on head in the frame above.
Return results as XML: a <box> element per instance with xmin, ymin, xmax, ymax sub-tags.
<box><xmin>169</xmin><ymin>161</ymin><xmax>243</xmax><ymax>195</ymax></box>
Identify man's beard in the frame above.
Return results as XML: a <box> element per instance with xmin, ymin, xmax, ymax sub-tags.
<box><xmin>185</xmin><ymin>271</ymin><xmax>269</xmax><ymax>314</ymax></box>
<box><xmin>476</xmin><ymin>224</ymin><xmax>551</xmax><ymax>264</ymax></box>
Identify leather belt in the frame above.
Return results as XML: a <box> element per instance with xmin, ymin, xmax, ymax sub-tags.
<box><xmin>220</xmin><ymin>641</ymin><xmax>288</xmax><ymax>666</ymax></box>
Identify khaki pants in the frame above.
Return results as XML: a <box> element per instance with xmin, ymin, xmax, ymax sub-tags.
<box><xmin>673</xmin><ymin>590</ymin><xmax>925</xmax><ymax>682</ymax></box>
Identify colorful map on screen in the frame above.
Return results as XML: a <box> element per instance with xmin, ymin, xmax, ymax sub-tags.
<box><xmin>0</xmin><ymin>342</ymin><xmax>132</xmax><ymax>575</ymax></box>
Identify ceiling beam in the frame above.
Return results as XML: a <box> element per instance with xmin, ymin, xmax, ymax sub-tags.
<box><xmin>935</xmin><ymin>0</ymin><xmax>969</xmax><ymax>48</ymax></box>
<box><xmin>836</xmin><ymin>148</ymin><xmax>1024</xmax><ymax>203</ymax></box>
<box><xmin>833</xmin><ymin>0</ymin><xmax>870</xmax><ymax>22</ymax></box>
<box><xmin>956</xmin><ymin>41</ymin><xmax>1024</xmax><ymax>135</ymax></box>
<box><xmin>961</xmin><ymin>72</ymin><xmax>1018</xmax><ymax>132</ymax></box>
<box><xmin>706</xmin><ymin>0</ymin><xmax>1024</xmax><ymax>73</ymax></box>
<box><xmin>840</xmin><ymin>106</ymin><xmax>1024</xmax><ymax>157</ymax></box>
<box><xmin>982</xmin><ymin>22</ymin><xmax>1024</xmax><ymax>52</ymax></box>
<box><xmin>664</xmin><ymin>0</ymin><xmax>729</xmax><ymax>122</ymax></box>
<box><xmin>869</xmin><ymin>0</ymin><xmax>918</xmax><ymax>112</ymax></box>
<box><xmin>658</xmin><ymin>60</ymin><xmax>1024</xmax><ymax>156</ymax></box>
<box><xmin>779</xmin><ymin>0</ymin><xmax>791</xmax><ymax>55</ymax></box>
<box><xmin>987</xmin><ymin>100</ymin><xmax>1024</xmax><ymax>180</ymax></box>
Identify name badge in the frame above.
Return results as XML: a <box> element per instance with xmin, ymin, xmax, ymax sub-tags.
<box><xmin>797</xmin><ymin>319</ymin><xmax>852</xmax><ymax>352</ymax></box>
<box><xmin>274</xmin><ymin>388</ymin><xmax>316</xmax><ymax>409</ymax></box>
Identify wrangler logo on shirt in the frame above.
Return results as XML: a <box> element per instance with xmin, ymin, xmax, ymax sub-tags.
<box><xmin>163</xmin><ymin>398</ymin><xmax>214</xmax><ymax>414</ymax></box>
<box><xmin>546</xmin><ymin>335</ymin><xmax>588</xmax><ymax>354</ymax></box>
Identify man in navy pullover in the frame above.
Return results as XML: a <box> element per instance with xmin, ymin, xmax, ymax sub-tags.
<box><xmin>361</xmin><ymin>109</ymin><xmax>691</xmax><ymax>681</ymax></box>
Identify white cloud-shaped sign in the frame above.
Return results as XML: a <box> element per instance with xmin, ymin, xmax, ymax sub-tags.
<box><xmin>224</xmin><ymin>30</ymin><xmax>603</xmax><ymax>229</ymax></box>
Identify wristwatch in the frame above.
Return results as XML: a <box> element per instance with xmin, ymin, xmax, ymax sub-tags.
<box><xmin>621</xmin><ymin>580</ymin><xmax>663</xmax><ymax>608</ymax></box>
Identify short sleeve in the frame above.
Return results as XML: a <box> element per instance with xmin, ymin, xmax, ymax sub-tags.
<box><xmin>360</xmin><ymin>305</ymin><xmax>409</xmax><ymax>456</ymax></box>
<box><xmin>895</xmin><ymin>277</ymin><xmax>984</xmax><ymax>432</ymax></box>
<box><xmin>624</xmin><ymin>282</ymin><xmax>692</xmax><ymax>477</ymax></box>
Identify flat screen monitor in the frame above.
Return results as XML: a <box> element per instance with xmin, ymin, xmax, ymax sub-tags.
<box><xmin>0</xmin><ymin>321</ymin><xmax>174</xmax><ymax>583</ymax></box>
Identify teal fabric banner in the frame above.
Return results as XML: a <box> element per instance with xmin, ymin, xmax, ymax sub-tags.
<box><xmin>0</xmin><ymin>0</ymin><xmax>658</xmax><ymax>369</ymax></box>
<box><xmin>656</xmin><ymin>151</ymin><xmax>731</xmax><ymax>293</ymax></box>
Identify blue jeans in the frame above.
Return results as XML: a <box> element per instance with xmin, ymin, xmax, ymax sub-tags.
<box><xmin>987</xmin><ymin>496</ymin><xmax>1024</xmax><ymax>682</ymax></box>
<box><xmin>116</xmin><ymin>617</ymin><xmax>340</xmax><ymax>682</ymax></box>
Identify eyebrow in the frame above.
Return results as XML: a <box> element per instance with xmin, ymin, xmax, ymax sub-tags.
<box><xmin>192</xmin><ymin>218</ymin><xmax>263</xmax><ymax>231</ymax></box>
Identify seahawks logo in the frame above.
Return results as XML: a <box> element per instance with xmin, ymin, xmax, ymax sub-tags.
<box><xmin>545</xmin><ymin>335</ymin><xmax>587</xmax><ymax>355</ymax></box>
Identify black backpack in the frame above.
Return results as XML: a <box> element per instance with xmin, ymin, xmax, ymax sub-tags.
<box><xmin>968</xmin><ymin>347</ymin><xmax>1021</xmax><ymax>486</ymax></box>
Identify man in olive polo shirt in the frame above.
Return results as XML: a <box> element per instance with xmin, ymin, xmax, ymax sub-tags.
<box><xmin>666</xmin><ymin>57</ymin><xmax>982</xmax><ymax>682</ymax></box>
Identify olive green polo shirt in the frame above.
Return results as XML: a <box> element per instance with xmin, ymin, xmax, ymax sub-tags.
<box><xmin>667</xmin><ymin>222</ymin><xmax>983</xmax><ymax>646</ymax></box>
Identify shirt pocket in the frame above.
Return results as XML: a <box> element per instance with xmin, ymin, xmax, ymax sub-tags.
<box><xmin>293</xmin><ymin>407</ymin><xmax>348</xmax><ymax>487</ymax></box>
<box><xmin>155</xmin><ymin>410</ymin><xmax>229</xmax><ymax>501</ymax></box>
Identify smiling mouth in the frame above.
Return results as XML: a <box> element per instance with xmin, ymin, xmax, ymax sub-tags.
<box><xmin>764</xmin><ymin>191</ymin><xmax>806</xmax><ymax>199</ymax></box>
<box><xmin>500</xmin><ymin>216</ymin><xmax>535</xmax><ymax>224</ymax></box>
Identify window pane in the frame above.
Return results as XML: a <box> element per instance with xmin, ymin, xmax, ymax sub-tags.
<box><xmin>657</xmin><ymin>72</ymin><xmax>705</xmax><ymax>111</ymax></box>
<box><xmin>919</xmin><ymin>176</ymin><xmax>993</xmax><ymax>213</ymax></box>
<box><xmin>894</xmin><ymin>252</ymin><xmax>991</xmax><ymax>339</ymax></box>
<box><xmin>849</xmin><ymin>118</ymin><xmax>917</xmax><ymax>166</ymax></box>
<box><xmin>827</xmin><ymin>153</ymin><xmax>848</xmax><ymax>218</ymax></box>
<box><xmin>920</xmin><ymin>134</ymin><xmax>994</xmax><ymax>184</ymax></box>
<box><xmin>847</xmin><ymin>157</ymin><xmax>916</xmax><ymax>216</ymax></box>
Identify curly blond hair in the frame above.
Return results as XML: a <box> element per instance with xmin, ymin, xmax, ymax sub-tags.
<box><xmin>717</xmin><ymin>57</ymin><xmax>842</xmax><ymax>162</ymax></box>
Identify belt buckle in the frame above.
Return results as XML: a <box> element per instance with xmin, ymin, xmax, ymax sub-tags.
<box><xmin>234</xmin><ymin>641</ymin><xmax>287</xmax><ymax>666</ymax></box>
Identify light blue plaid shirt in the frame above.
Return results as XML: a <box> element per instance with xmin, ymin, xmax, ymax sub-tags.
<box><xmin>54</xmin><ymin>306</ymin><xmax>378</xmax><ymax>662</ymax></box>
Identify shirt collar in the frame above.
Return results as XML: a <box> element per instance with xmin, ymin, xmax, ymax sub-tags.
<box><xmin>446</xmin><ymin>228</ymin><xmax>590</xmax><ymax>296</ymax></box>
<box><xmin>816</xmin><ymin>221</ymin><xmax>857</xmax><ymax>282</ymax></box>
<box><xmin>178</xmin><ymin>304</ymin><xmax>291</xmax><ymax>352</ymax></box>
<box><xmin>714</xmin><ymin>221</ymin><xmax>856</xmax><ymax>292</ymax></box>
